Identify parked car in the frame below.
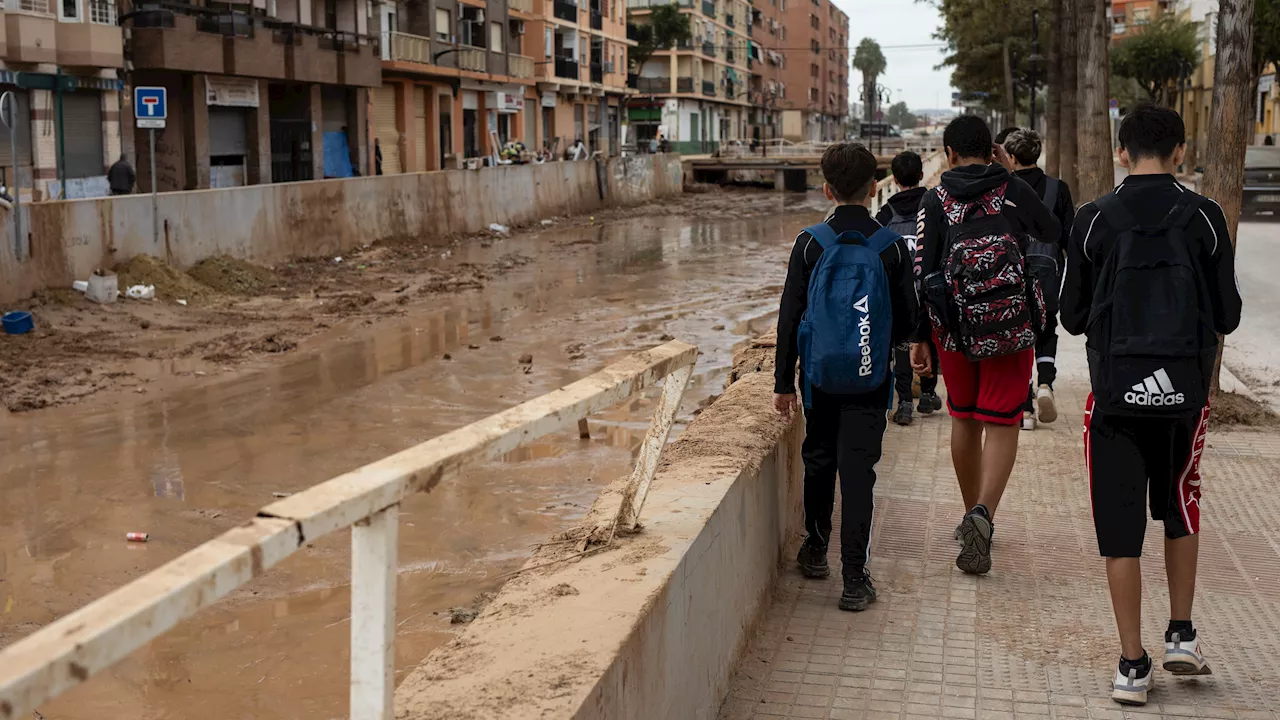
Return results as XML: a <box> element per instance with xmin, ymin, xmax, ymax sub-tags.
<box><xmin>1243</xmin><ymin>146</ymin><xmax>1280</xmax><ymax>217</ymax></box>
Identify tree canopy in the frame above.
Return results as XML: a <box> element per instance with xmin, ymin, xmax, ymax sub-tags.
<box><xmin>1111</xmin><ymin>16</ymin><xmax>1199</xmax><ymax>104</ymax></box>
<box><xmin>885</xmin><ymin>102</ymin><xmax>919</xmax><ymax>128</ymax></box>
<box><xmin>853</xmin><ymin>38</ymin><xmax>887</xmax><ymax>120</ymax></box>
<box><xmin>1256</xmin><ymin>0</ymin><xmax>1280</xmax><ymax>77</ymax></box>
<box><xmin>930</xmin><ymin>0</ymin><xmax>1038</xmax><ymax>114</ymax></box>
<box><xmin>628</xmin><ymin>5</ymin><xmax>692</xmax><ymax>73</ymax></box>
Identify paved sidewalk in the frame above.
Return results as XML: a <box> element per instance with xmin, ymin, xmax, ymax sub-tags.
<box><xmin>720</xmin><ymin>336</ymin><xmax>1280</xmax><ymax>720</ymax></box>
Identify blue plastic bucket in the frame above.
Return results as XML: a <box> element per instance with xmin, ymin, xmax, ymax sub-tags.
<box><xmin>2</xmin><ymin>311</ymin><xmax>33</xmax><ymax>335</ymax></box>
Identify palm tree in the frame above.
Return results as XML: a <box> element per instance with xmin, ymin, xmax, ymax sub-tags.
<box><xmin>853</xmin><ymin>38</ymin><xmax>887</xmax><ymax>123</ymax></box>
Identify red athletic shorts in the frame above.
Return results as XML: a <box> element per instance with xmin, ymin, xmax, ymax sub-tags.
<box><xmin>934</xmin><ymin>333</ymin><xmax>1033</xmax><ymax>426</ymax></box>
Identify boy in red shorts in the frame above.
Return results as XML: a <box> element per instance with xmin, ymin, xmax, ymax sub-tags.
<box><xmin>910</xmin><ymin>115</ymin><xmax>1060</xmax><ymax>574</ymax></box>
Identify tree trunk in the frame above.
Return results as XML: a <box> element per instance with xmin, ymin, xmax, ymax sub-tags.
<box><xmin>1003</xmin><ymin>38</ymin><xmax>1016</xmax><ymax>128</ymax></box>
<box><xmin>1045</xmin><ymin>0</ymin><xmax>1062</xmax><ymax>176</ymax></box>
<box><xmin>1203</xmin><ymin>0</ymin><xmax>1256</xmax><ymax>393</ymax></box>
<box><xmin>1076</xmin><ymin>0</ymin><xmax>1112</xmax><ymax>205</ymax></box>
<box><xmin>1058</xmin><ymin>0</ymin><xmax>1079</xmax><ymax>194</ymax></box>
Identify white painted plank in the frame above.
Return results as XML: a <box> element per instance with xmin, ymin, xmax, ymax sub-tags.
<box><xmin>0</xmin><ymin>518</ymin><xmax>300</xmax><ymax>720</ymax></box>
<box><xmin>350</xmin><ymin>505</ymin><xmax>398</xmax><ymax>720</ymax></box>
<box><xmin>616</xmin><ymin>362</ymin><xmax>695</xmax><ymax>530</ymax></box>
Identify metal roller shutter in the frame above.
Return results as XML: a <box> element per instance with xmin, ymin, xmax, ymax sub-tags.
<box><xmin>61</xmin><ymin>91</ymin><xmax>105</xmax><ymax>179</ymax></box>
<box><xmin>413</xmin><ymin>87</ymin><xmax>426</xmax><ymax>172</ymax></box>
<box><xmin>372</xmin><ymin>85</ymin><xmax>401</xmax><ymax>174</ymax></box>
<box><xmin>209</xmin><ymin>107</ymin><xmax>248</xmax><ymax>156</ymax></box>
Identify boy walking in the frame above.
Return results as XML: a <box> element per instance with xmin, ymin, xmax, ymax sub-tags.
<box><xmin>1060</xmin><ymin>104</ymin><xmax>1242</xmax><ymax>706</ymax></box>
<box><xmin>910</xmin><ymin>115</ymin><xmax>1060</xmax><ymax>575</ymax></box>
<box><xmin>876</xmin><ymin>150</ymin><xmax>942</xmax><ymax>426</ymax></box>
<box><xmin>773</xmin><ymin>142</ymin><xmax>917</xmax><ymax>611</ymax></box>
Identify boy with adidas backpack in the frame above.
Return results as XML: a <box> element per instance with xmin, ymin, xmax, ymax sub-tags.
<box><xmin>876</xmin><ymin>150</ymin><xmax>942</xmax><ymax>426</ymax></box>
<box><xmin>909</xmin><ymin>115</ymin><xmax>1061</xmax><ymax>576</ymax></box>
<box><xmin>773</xmin><ymin>142</ymin><xmax>917</xmax><ymax>612</ymax></box>
<box><xmin>1060</xmin><ymin>104</ymin><xmax>1242</xmax><ymax>707</ymax></box>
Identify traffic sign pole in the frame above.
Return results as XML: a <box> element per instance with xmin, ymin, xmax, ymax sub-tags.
<box><xmin>150</xmin><ymin>128</ymin><xmax>158</xmax><ymax>249</ymax></box>
<box><xmin>134</xmin><ymin>87</ymin><xmax>167</xmax><ymax>250</ymax></box>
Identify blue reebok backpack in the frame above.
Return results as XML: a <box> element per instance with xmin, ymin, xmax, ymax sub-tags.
<box><xmin>797</xmin><ymin>223</ymin><xmax>900</xmax><ymax>407</ymax></box>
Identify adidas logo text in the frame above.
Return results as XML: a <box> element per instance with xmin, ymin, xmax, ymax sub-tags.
<box><xmin>855</xmin><ymin>295</ymin><xmax>872</xmax><ymax>377</ymax></box>
<box><xmin>1124</xmin><ymin>368</ymin><xmax>1185</xmax><ymax>407</ymax></box>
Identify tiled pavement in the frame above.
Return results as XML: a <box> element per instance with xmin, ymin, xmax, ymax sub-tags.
<box><xmin>720</xmin><ymin>337</ymin><xmax>1280</xmax><ymax>720</ymax></box>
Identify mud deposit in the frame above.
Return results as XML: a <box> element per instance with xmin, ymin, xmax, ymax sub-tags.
<box><xmin>0</xmin><ymin>189</ymin><xmax>828</xmax><ymax>720</ymax></box>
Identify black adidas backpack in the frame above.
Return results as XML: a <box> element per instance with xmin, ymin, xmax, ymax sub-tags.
<box><xmin>1086</xmin><ymin>193</ymin><xmax>1218</xmax><ymax>416</ymax></box>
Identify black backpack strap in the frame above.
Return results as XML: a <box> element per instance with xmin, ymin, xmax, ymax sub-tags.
<box><xmin>1159</xmin><ymin>193</ymin><xmax>1205</xmax><ymax>231</ymax></box>
<box><xmin>1043</xmin><ymin>178</ymin><xmax>1060</xmax><ymax>212</ymax></box>
<box><xmin>1092</xmin><ymin>193</ymin><xmax>1139</xmax><ymax>232</ymax></box>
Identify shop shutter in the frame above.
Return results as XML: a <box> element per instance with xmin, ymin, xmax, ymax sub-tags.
<box><xmin>372</xmin><ymin>85</ymin><xmax>401</xmax><ymax>174</ymax></box>
<box><xmin>61</xmin><ymin>91</ymin><xmax>105</xmax><ymax>179</ymax></box>
<box><xmin>414</xmin><ymin>87</ymin><xmax>427</xmax><ymax>171</ymax></box>
<box><xmin>208</xmin><ymin>107</ymin><xmax>248</xmax><ymax>156</ymax></box>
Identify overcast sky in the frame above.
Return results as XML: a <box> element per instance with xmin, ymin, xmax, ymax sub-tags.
<box><xmin>829</xmin><ymin>0</ymin><xmax>955</xmax><ymax>114</ymax></box>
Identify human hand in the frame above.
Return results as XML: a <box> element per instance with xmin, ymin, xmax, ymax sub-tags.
<box><xmin>910</xmin><ymin>343</ymin><xmax>934</xmax><ymax>377</ymax></box>
<box><xmin>772</xmin><ymin>393</ymin><xmax>798</xmax><ymax>423</ymax></box>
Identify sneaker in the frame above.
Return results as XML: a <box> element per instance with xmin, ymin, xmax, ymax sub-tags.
<box><xmin>838</xmin><ymin>570</ymin><xmax>878</xmax><ymax>611</ymax></box>
<box><xmin>1021</xmin><ymin>411</ymin><xmax>1037</xmax><ymax>431</ymax></box>
<box><xmin>1164</xmin><ymin>632</ymin><xmax>1212</xmax><ymax>675</ymax></box>
<box><xmin>796</xmin><ymin>537</ymin><xmax>830</xmax><ymax>579</ymax></box>
<box><xmin>892</xmin><ymin>401</ymin><xmax>913</xmax><ymax>426</ymax></box>
<box><xmin>1036</xmin><ymin>384</ymin><xmax>1058</xmax><ymax>424</ymax></box>
<box><xmin>955</xmin><ymin>508</ymin><xmax>993</xmax><ymax>575</ymax></box>
<box><xmin>918</xmin><ymin>391</ymin><xmax>942</xmax><ymax>414</ymax></box>
<box><xmin>1112</xmin><ymin>661</ymin><xmax>1154</xmax><ymax>706</ymax></box>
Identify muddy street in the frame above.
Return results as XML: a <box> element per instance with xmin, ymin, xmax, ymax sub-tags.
<box><xmin>0</xmin><ymin>191</ymin><xmax>827</xmax><ymax>720</ymax></box>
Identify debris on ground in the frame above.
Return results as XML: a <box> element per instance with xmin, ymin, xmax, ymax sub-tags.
<box><xmin>116</xmin><ymin>255</ymin><xmax>214</xmax><ymax>304</ymax></box>
<box><xmin>125</xmin><ymin>285</ymin><xmax>156</xmax><ymax>300</ymax></box>
<box><xmin>549</xmin><ymin>583</ymin><xmax>579</xmax><ymax>597</ymax></box>
<box><xmin>659</xmin><ymin>334</ymin><xmax>675</xmax><ymax>342</ymax></box>
<box><xmin>448</xmin><ymin>607</ymin><xmax>478</xmax><ymax>624</ymax></box>
<box><xmin>518</xmin><ymin>353</ymin><xmax>534</xmax><ymax>365</ymax></box>
<box><xmin>712</xmin><ymin>324</ymin><xmax>726</xmax><ymax>331</ymax></box>
<box><xmin>488</xmin><ymin>223</ymin><xmax>510</xmax><ymax>235</ymax></box>
<box><xmin>490</xmin><ymin>335</ymin><xmax>504</xmax><ymax>342</ymax></box>
<box><xmin>188</xmin><ymin>256</ymin><xmax>277</xmax><ymax>295</ymax></box>
<box><xmin>1211</xmin><ymin>390</ymin><xmax>1280</xmax><ymax>427</ymax></box>
<box><xmin>272</xmin><ymin>491</ymin><xmax>292</xmax><ymax>498</ymax></box>
<box><xmin>126</xmin><ymin>532</ymin><xmax>149</xmax><ymax>542</ymax></box>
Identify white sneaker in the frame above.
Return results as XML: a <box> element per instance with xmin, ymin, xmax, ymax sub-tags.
<box><xmin>1021</xmin><ymin>411</ymin><xmax>1037</xmax><ymax>431</ymax></box>
<box><xmin>1036</xmin><ymin>384</ymin><xmax>1058</xmax><ymax>423</ymax></box>
<box><xmin>1164</xmin><ymin>632</ymin><xmax>1213</xmax><ymax>675</ymax></box>
<box><xmin>1112</xmin><ymin>663</ymin><xmax>1153</xmax><ymax>706</ymax></box>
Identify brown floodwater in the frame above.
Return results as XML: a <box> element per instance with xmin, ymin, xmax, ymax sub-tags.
<box><xmin>0</xmin><ymin>193</ymin><xmax>828</xmax><ymax>720</ymax></box>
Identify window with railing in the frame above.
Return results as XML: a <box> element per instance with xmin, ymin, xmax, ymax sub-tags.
<box><xmin>12</xmin><ymin>0</ymin><xmax>53</xmax><ymax>14</ymax></box>
<box><xmin>89</xmin><ymin>0</ymin><xmax>116</xmax><ymax>23</ymax></box>
<box><xmin>810</xmin><ymin>39</ymin><xmax>818</xmax><ymax>53</ymax></box>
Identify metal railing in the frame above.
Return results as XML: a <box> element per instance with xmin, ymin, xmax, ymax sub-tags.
<box><xmin>590</xmin><ymin>63</ymin><xmax>603</xmax><ymax>83</ymax></box>
<box><xmin>590</xmin><ymin>8</ymin><xmax>602</xmax><ymax>28</ymax></box>
<box><xmin>0</xmin><ymin>342</ymin><xmax>698</xmax><ymax>720</ymax></box>
<box><xmin>625</xmin><ymin>0</ymin><xmax>692</xmax><ymax>7</ymax></box>
<box><xmin>701</xmin><ymin>0</ymin><xmax>714</xmax><ymax>16</ymax></box>
<box><xmin>636</xmin><ymin>75</ymin><xmax>669</xmax><ymax>92</ymax></box>
<box><xmin>554</xmin><ymin>0</ymin><xmax>577</xmax><ymax>21</ymax></box>
<box><xmin>509</xmin><ymin>0</ymin><xmax>533</xmax><ymax>12</ymax></box>
<box><xmin>701</xmin><ymin>40</ymin><xmax>715</xmax><ymax>56</ymax></box>
<box><xmin>508</xmin><ymin>53</ymin><xmax>534</xmax><ymax>78</ymax></box>
<box><xmin>725</xmin><ymin>12</ymin><xmax>734</xmax><ymax>25</ymax></box>
<box><xmin>702</xmin><ymin>79</ymin><xmax>716</xmax><ymax>96</ymax></box>
<box><xmin>554</xmin><ymin>55</ymin><xmax>579</xmax><ymax>79</ymax></box>
<box><xmin>677</xmin><ymin>76</ymin><xmax>694</xmax><ymax>92</ymax></box>
<box><xmin>7</xmin><ymin>0</ymin><xmax>53</xmax><ymax>14</ymax></box>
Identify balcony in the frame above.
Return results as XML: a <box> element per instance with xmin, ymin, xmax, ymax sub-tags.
<box><xmin>6</xmin><ymin>0</ymin><xmax>55</xmax><ymax>64</ymax></box>
<box><xmin>702</xmin><ymin>79</ymin><xmax>715</xmax><ymax>96</ymax></box>
<box><xmin>701</xmin><ymin>0</ymin><xmax>714</xmax><ymax>16</ymax></box>
<box><xmin>509</xmin><ymin>53</ymin><xmax>534</xmax><ymax>79</ymax></box>
<box><xmin>676</xmin><ymin>37</ymin><xmax>693</xmax><ymax>50</ymax></box>
<box><xmin>725</xmin><ymin>12</ymin><xmax>734</xmax><ymax>26</ymax></box>
<box><xmin>627</xmin><ymin>22</ymin><xmax>638</xmax><ymax>40</ymax></box>
<box><xmin>701</xmin><ymin>40</ymin><xmax>714</xmax><ymax>56</ymax></box>
<box><xmin>636</xmin><ymin>76</ymin><xmax>669</xmax><ymax>92</ymax></box>
<box><xmin>590</xmin><ymin>9</ymin><xmax>602</xmax><ymax>29</ymax></box>
<box><xmin>725</xmin><ymin>49</ymin><xmax>734</xmax><ymax>63</ymax></box>
<box><xmin>455</xmin><ymin>45</ymin><xmax>487</xmax><ymax>72</ymax></box>
<box><xmin>677</xmin><ymin>76</ymin><xmax>693</xmax><ymax>93</ymax></box>
<box><xmin>56</xmin><ymin>18</ymin><xmax>123</xmax><ymax>68</ymax></box>
<box><xmin>554</xmin><ymin>55</ymin><xmax>579</xmax><ymax>80</ymax></box>
<box><xmin>554</xmin><ymin>0</ymin><xmax>577</xmax><ymax>22</ymax></box>
<box><xmin>509</xmin><ymin>0</ymin><xmax>533</xmax><ymax>12</ymax></box>
<box><xmin>724</xmin><ymin>83</ymin><xmax>735</xmax><ymax>99</ymax></box>
<box><xmin>590</xmin><ymin>63</ymin><xmax>603</xmax><ymax>83</ymax></box>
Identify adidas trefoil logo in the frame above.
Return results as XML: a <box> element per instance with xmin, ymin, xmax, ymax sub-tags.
<box><xmin>1124</xmin><ymin>368</ymin><xmax>1185</xmax><ymax>407</ymax></box>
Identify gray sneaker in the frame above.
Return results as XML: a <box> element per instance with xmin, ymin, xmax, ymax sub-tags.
<box><xmin>956</xmin><ymin>510</ymin><xmax>993</xmax><ymax>575</ymax></box>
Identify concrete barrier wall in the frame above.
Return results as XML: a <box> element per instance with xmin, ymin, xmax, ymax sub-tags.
<box><xmin>0</xmin><ymin>154</ymin><xmax>683</xmax><ymax>304</ymax></box>
<box><xmin>394</xmin><ymin>348</ymin><xmax>803</xmax><ymax>720</ymax></box>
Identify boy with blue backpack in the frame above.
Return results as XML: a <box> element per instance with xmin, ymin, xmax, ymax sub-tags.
<box><xmin>773</xmin><ymin>142</ymin><xmax>917</xmax><ymax>611</ymax></box>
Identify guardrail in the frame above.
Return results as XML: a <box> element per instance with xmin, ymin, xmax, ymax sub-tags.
<box><xmin>0</xmin><ymin>341</ymin><xmax>698</xmax><ymax>720</ymax></box>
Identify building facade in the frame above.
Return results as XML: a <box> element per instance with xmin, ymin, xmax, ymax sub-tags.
<box><xmin>776</xmin><ymin>0</ymin><xmax>845</xmax><ymax>141</ymax></box>
<box><xmin>747</xmin><ymin>0</ymin><xmax>785</xmax><ymax>144</ymax></box>
<box><xmin>121</xmin><ymin>0</ymin><xmax>382</xmax><ymax>192</ymax></box>
<box><xmin>0</xmin><ymin>0</ymin><xmax>125</xmax><ymax>199</ymax></box>
<box><xmin>1110</xmin><ymin>0</ymin><xmax>1171</xmax><ymax>42</ymax></box>
<box><xmin>628</xmin><ymin>0</ymin><xmax>753</xmax><ymax>154</ymax></box>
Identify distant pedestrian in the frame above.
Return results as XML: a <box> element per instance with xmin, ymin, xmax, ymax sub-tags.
<box><xmin>375</xmin><ymin>139</ymin><xmax>383</xmax><ymax>175</ymax></box>
<box><xmin>107</xmin><ymin>154</ymin><xmax>135</xmax><ymax>195</ymax></box>
<box><xmin>649</xmin><ymin>135</ymin><xmax>659</xmax><ymax>154</ymax></box>
<box><xmin>659</xmin><ymin>136</ymin><xmax>670</xmax><ymax>153</ymax></box>
<box><xmin>569</xmin><ymin>138</ymin><xmax>587</xmax><ymax>161</ymax></box>
<box><xmin>1061</xmin><ymin>104</ymin><xmax>1242</xmax><ymax>708</ymax></box>
<box><xmin>1266</xmin><ymin>134</ymin><xmax>1275</xmax><ymax>146</ymax></box>
<box><xmin>773</xmin><ymin>142</ymin><xmax>917</xmax><ymax>612</ymax></box>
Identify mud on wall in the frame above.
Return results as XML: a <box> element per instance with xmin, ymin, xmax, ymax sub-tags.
<box><xmin>0</xmin><ymin>154</ymin><xmax>684</xmax><ymax>304</ymax></box>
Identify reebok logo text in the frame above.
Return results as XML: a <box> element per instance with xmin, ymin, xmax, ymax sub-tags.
<box><xmin>1124</xmin><ymin>368</ymin><xmax>1185</xmax><ymax>407</ymax></box>
<box><xmin>855</xmin><ymin>295</ymin><xmax>872</xmax><ymax>377</ymax></box>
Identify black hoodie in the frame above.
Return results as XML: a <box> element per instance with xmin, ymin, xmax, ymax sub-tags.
<box><xmin>910</xmin><ymin>163</ymin><xmax>1061</xmax><ymax>342</ymax></box>
<box><xmin>875</xmin><ymin>186</ymin><xmax>927</xmax><ymax>227</ymax></box>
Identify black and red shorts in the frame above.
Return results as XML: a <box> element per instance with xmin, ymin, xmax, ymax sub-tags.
<box><xmin>1083</xmin><ymin>394</ymin><xmax>1211</xmax><ymax>558</ymax></box>
<box><xmin>934</xmin><ymin>332</ymin><xmax>1033</xmax><ymax>426</ymax></box>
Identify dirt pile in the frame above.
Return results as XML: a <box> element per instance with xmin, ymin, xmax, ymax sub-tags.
<box><xmin>1212</xmin><ymin>390</ymin><xmax>1280</xmax><ymax>427</ymax></box>
<box><xmin>188</xmin><ymin>256</ymin><xmax>278</xmax><ymax>295</ymax></box>
<box><xmin>115</xmin><ymin>255</ymin><xmax>217</xmax><ymax>304</ymax></box>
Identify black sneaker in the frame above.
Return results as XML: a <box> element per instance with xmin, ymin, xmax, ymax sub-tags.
<box><xmin>839</xmin><ymin>570</ymin><xmax>878</xmax><ymax>611</ymax></box>
<box><xmin>796</xmin><ymin>537</ymin><xmax>830</xmax><ymax>579</ymax></box>
<box><xmin>918</xmin><ymin>392</ymin><xmax>943</xmax><ymax>414</ymax></box>
<box><xmin>955</xmin><ymin>507</ymin><xmax>994</xmax><ymax>575</ymax></box>
<box><xmin>892</xmin><ymin>401</ymin><xmax>913</xmax><ymax>426</ymax></box>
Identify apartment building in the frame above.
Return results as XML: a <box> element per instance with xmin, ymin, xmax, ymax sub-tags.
<box><xmin>378</xmin><ymin>0</ymin><xmax>632</xmax><ymax>170</ymax></box>
<box><xmin>747</xmin><ymin>0</ymin><xmax>785</xmax><ymax>143</ymax></box>
<box><xmin>0</xmin><ymin>0</ymin><xmax>125</xmax><ymax>198</ymax></box>
<box><xmin>1110</xmin><ymin>0</ymin><xmax>1171</xmax><ymax>41</ymax></box>
<box><xmin>627</xmin><ymin>0</ymin><xmax>753</xmax><ymax>154</ymax></box>
<box><xmin>120</xmin><ymin>0</ymin><xmax>382</xmax><ymax>191</ymax></box>
<box><xmin>777</xmin><ymin>0</ymin><xmax>844</xmax><ymax>141</ymax></box>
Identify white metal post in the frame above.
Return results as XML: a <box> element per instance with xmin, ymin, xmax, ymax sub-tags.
<box><xmin>150</xmin><ymin>128</ymin><xmax>158</xmax><ymax>249</ymax></box>
<box><xmin>350</xmin><ymin>504</ymin><xmax>398</xmax><ymax>720</ymax></box>
<box><xmin>616</xmin><ymin>362</ymin><xmax>694</xmax><ymax>530</ymax></box>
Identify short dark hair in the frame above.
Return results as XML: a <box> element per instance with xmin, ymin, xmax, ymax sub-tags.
<box><xmin>994</xmin><ymin>126</ymin><xmax>1020</xmax><ymax>145</ymax></box>
<box><xmin>890</xmin><ymin>151</ymin><xmax>924</xmax><ymax>187</ymax></box>
<box><xmin>1003</xmin><ymin>129</ymin><xmax>1043</xmax><ymax>166</ymax></box>
<box><xmin>820</xmin><ymin>142</ymin><xmax>878</xmax><ymax>202</ymax></box>
<box><xmin>944</xmin><ymin>115</ymin><xmax>993</xmax><ymax>161</ymax></box>
<box><xmin>1118</xmin><ymin>103</ymin><xmax>1186</xmax><ymax>161</ymax></box>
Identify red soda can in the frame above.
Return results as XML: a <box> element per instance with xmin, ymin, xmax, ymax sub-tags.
<box><xmin>126</xmin><ymin>532</ymin><xmax>149</xmax><ymax>542</ymax></box>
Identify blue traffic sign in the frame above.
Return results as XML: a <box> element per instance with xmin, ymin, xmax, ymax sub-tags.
<box><xmin>134</xmin><ymin>86</ymin><xmax>167</xmax><ymax>128</ymax></box>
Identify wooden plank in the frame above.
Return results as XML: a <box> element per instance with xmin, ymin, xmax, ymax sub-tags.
<box><xmin>616</xmin><ymin>362</ymin><xmax>695</xmax><ymax>531</ymax></box>
<box><xmin>350</xmin><ymin>505</ymin><xmax>398</xmax><ymax>720</ymax></box>
<box><xmin>0</xmin><ymin>518</ymin><xmax>300</xmax><ymax>720</ymax></box>
<box><xmin>259</xmin><ymin>341</ymin><xmax>698</xmax><ymax>544</ymax></box>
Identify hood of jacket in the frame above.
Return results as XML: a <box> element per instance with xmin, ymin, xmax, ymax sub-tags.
<box><xmin>885</xmin><ymin>186</ymin><xmax>927</xmax><ymax>220</ymax></box>
<box><xmin>939</xmin><ymin>163</ymin><xmax>1010</xmax><ymax>201</ymax></box>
